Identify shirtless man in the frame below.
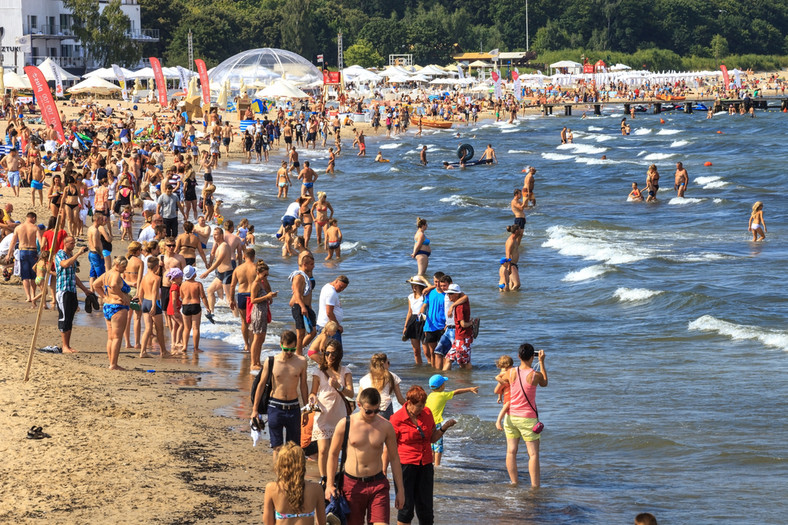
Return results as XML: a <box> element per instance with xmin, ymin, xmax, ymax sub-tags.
<box><xmin>250</xmin><ymin>330</ymin><xmax>308</xmax><ymax>461</ymax></box>
<box><xmin>192</xmin><ymin>215</ymin><xmax>212</xmax><ymax>250</ymax></box>
<box><xmin>560</xmin><ymin>126</ymin><xmax>568</xmax><ymax>144</ymax></box>
<box><xmin>175</xmin><ymin>220</ymin><xmax>207</xmax><ymax>267</ymax></box>
<box><xmin>275</xmin><ymin>161</ymin><xmax>291</xmax><ymax>198</ymax></box>
<box><xmin>86</xmin><ymin>214</ymin><xmax>111</xmax><ymax>288</ymax></box>
<box><xmin>221</xmin><ymin>121</ymin><xmax>233</xmax><ymax>155</ymax></box>
<box><xmin>139</xmin><ymin>256</ymin><xmax>170</xmax><ymax>358</ymax></box>
<box><xmin>419</xmin><ymin>145</ymin><xmax>428</xmax><ymax>166</ymax></box>
<box><xmin>479</xmin><ymin>143</ymin><xmax>498</xmax><ymax>164</ymax></box>
<box><xmin>282</xmin><ymin>120</ymin><xmax>293</xmax><ymax>151</ymax></box>
<box><xmin>161</xmin><ymin>237</ymin><xmax>186</xmax><ymax>333</ymax></box>
<box><xmin>6</xmin><ymin>212</ymin><xmax>39</xmax><ymax>303</ymax></box>
<box><xmin>522</xmin><ymin>166</ymin><xmax>536</xmax><ymax>206</ymax></box>
<box><xmin>325</xmin><ymin>388</ymin><xmax>405</xmax><ymax>525</ymax></box>
<box><xmin>505</xmin><ymin>224</ymin><xmax>523</xmax><ymax>291</ymax></box>
<box><xmin>674</xmin><ymin>161</ymin><xmax>689</xmax><ymax>198</ymax></box>
<box><xmin>201</xmin><ymin>227</ymin><xmax>233</xmax><ymax>313</ymax></box>
<box><xmin>223</xmin><ymin>220</ymin><xmax>244</xmax><ymax>267</ymax></box>
<box><xmin>511</xmin><ymin>189</ymin><xmax>526</xmax><ymax>230</ymax></box>
<box><xmin>0</xmin><ymin>148</ymin><xmax>22</xmax><ymax>197</ymax></box>
<box><xmin>180</xmin><ymin>265</ymin><xmax>211</xmax><ymax>353</ymax></box>
<box><xmin>298</xmin><ymin>161</ymin><xmax>318</xmax><ymax>198</ymax></box>
<box><xmin>229</xmin><ymin>247</ymin><xmax>258</xmax><ymax>352</ymax></box>
<box><xmin>30</xmin><ymin>156</ymin><xmax>46</xmax><ymax>206</ymax></box>
<box><xmin>289</xmin><ymin>252</ymin><xmax>317</xmax><ymax>354</ymax></box>
<box><xmin>288</xmin><ymin>146</ymin><xmax>300</xmax><ymax>174</ymax></box>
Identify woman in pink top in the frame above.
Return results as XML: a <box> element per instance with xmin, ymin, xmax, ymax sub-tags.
<box><xmin>504</xmin><ymin>343</ymin><xmax>548</xmax><ymax>487</ymax></box>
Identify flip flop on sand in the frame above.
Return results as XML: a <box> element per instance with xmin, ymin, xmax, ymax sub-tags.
<box><xmin>38</xmin><ymin>346</ymin><xmax>62</xmax><ymax>354</ymax></box>
<box><xmin>26</xmin><ymin>426</ymin><xmax>51</xmax><ymax>440</ymax></box>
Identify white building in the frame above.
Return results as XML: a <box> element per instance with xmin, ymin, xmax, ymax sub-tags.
<box><xmin>0</xmin><ymin>0</ymin><xmax>157</xmax><ymax>74</ymax></box>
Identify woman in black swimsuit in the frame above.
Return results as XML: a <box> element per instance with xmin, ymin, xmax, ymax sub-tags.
<box><xmin>183</xmin><ymin>169</ymin><xmax>199</xmax><ymax>221</ymax></box>
<box><xmin>298</xmin><ymin>195</ymin><xmax>315</xmax><ymax>248</ymax></box>
<box><xmin>48</xmin><ymin>174</ymin><xmax>64</xmax><ymax>218</ymax></box>
<box><xmin>63</xmin><ymin>175</ymin><xmax>82</xmax><ymax>236</ymax></box>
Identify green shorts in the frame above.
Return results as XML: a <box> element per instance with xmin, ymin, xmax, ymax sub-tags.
<box><xmin>503</xmin><ymin>415</ymin><xmax>541</xmax><ymax>442</ymax></box>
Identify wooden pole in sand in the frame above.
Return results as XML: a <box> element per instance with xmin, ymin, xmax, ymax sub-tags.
<box><xmin>24</xmin><ymin>202</ymin><xmax>65</xmax><ymax>382</ymax></box>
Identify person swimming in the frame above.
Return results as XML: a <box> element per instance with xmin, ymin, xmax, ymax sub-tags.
<box><xmin>628</xmin><ymin>182</ymin><xmax>644</xmax><ymax>201</ymax></box>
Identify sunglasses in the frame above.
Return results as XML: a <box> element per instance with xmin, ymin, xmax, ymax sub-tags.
<box><xmin>416</xmin><ymin>424</ymin><xmax>427</xmax><ymax>440</ymax></box>
<box><xmin>281</xmin><ymin>346</ymin><xmax>297</xmax><ymax>353</ymax></box>
<box><xmin>166</xmin><ymin>244</ymin><xmax>176</xmax><ymax>247</ymax></box>
<box><xmin>325</xmin><ymin>351</ymin><xmax>338</xmax><ymax>356</ymax></box>
<box><xmin>364</xmin><ymin>408</ymin><xmax>381</xmax><ymax>415</ymax></box>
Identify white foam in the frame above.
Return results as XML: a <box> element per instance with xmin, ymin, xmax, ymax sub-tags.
<box><xmin>694</xmin><ymin>176</ymin><xmax>721</xmax><ymax>185</ymax></box>
<box><xmin>633</xmin><ymin>128</ymin><xmax>652</xmax><ymax>135</ymax></box>
<box><xmin>557</xmin><ymin>143</ymin><xmax>608</xmax><ymax>155</ymax></box>
<box><xmin>713</xmin><ymin>198</ymin><xmax>723</xmax><ymax>203</ymax></box>
<box><xmin>588</xmin><ymin>126</ymin><xmax>604</xmax><ymax>131</ymax></box>
<box><xmin>543</xmin><ymin>226</ymin><xmax>651</xmax><ymax>265</ymax></box>
<box><xmin>420</xmin><ymin>186</ymin><xmax>435</xmax><ymax>191</ymax></box>
<box><xmin>657</xmin><ymin>129</ymin><xmax>682</xmax><ymax>135</ymax></box>
<box><xmin>688</xmin><ymin>315</ymin><xmax>788</xmax><ymax>351</ymax></box>
<box><xmin>379</xmin><ymin>143</ymin><xmax>402</xmax><ymax>149</ymax></box>
<box><xmin>541</xmin><ymin>152</ymin><xmax>574</xmax><ymax>161</ymax></box>
<box><xmin>440</xmin><ymin>194</ymin><xmax>472</xmax><ymax>207</ymax></box>
<box><xmin>694</xmin><ymin>176</ymin><xmax>728</xmax><ymax>189</ymax></box>
<box><xmin>643</xmin><ymin>152</ymin><xmax>675</xmax><ymax>161</ymax></box>
<box><xmin>614</xmin><ymin>287</ymin><xmax>663</xmax><ymax>302</ymax></box>
<box><xmin>507</xmin><ymin>150</ymin><xmax>532</xmax><ymax>154</ymax></box>
<box><xmin>339</xmin><ymin>240</ymin><xmax>362</xmax><ymax>252</ymax></box>
<box><xmin>502</xmin><ymin>129</ymin><xmax>519</xmax><ymax>134</ymax></box>
<box><xmin>576</xmin><ymin>157</ymin><xmax>618</xmax><ymax>165</ymax></box>
<box><xmin>389</xmin><ymin>167</ymin><xmax>400</xmax><ymax>172</ymax></box>
<box><xmin>594</xmin><ymin>134</ymin><xmax>616</xmax><ymax>142</ymax></box>
<box><xmin>670</xmin><ymin>140</ymin><xmax>690</xmax><ymax>148</ymax></box>
<box><xmin>562</xmin><ymin>264</ymin><xmax>609</xmax><ymax>282</ymax></box>
<box><xmin>678</xmin><ymin>252</ymin><xmax>725</xmax><ymax>262</ymax></box>
<box><xmin>668</xmin><ymin>197</ymin><xmax>705</xmax><ymax>205</ymax></box>
<box><xmin>226</xmin><ymin>164</ymin><xmax>267</xmax><ymax>173</ymax></box>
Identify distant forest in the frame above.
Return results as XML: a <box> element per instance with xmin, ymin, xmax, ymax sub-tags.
<box><xmin>138</xmin><ymin>0</ymin><xmax>788</xmax><ymax>69</ymax></box>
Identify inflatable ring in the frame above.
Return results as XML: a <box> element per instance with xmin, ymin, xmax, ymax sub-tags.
<box><xmin>457</xmin><ymin>143</ymin><xmax>474</xmax><ymax>162</ymax></box>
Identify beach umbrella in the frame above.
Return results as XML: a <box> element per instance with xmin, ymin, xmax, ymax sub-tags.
<box><xmin>239</xmin><ymin>77</ymin><xmax>247</xmax><ymax>97</ymax></box>
<box><xmin>67</xmin><ymin>76</ymin><xmax>122</xmax><ymax>95</ymax></box>
<box><xmin>4</xmin><ymin>71</ymin><xmax>32</xmax><ymax>89</ymax></box>
<box><xmin>37</xmin><ymin>57</ymin><xmax>80</xmax><ymax>81</ymax></box>
<box><xmin>132</xmin><ymin>78</ymin><xmax>141</xmax><ymax>97</ymax></box>
<box><xmin>255</xmin><ymin>79</ymin><xmax>308</xmax><ymax>99</ymax></box>
<box><xmin>187</xmin><ymin>76</ymin><xmax>198</xmax><ymax>98</ymax></box>
<box><xmin>147</xmin><ymin>78</ymin><xmax>154</xmax><ymax>91</ymax></box>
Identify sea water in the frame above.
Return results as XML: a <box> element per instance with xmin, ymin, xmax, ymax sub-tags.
<box><xmin>198</xmin><ymin>107</ymin><xmax>787</xmax><ymax>523</ymax></box>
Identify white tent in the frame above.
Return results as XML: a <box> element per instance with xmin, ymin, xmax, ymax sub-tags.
<box><xmin>4</xmin><ymin>71</ymin><xmax>32</xmax><ymax>89</ymax></box>
<box><xmin>83</xmin><ymin>67</ymin><xmax>135</xmax><ymax>80</ymax></box>
<box><xmin>609</xmin><ymin>63</ymin><xmax>632</xmax><ymax>71</ymax></box>
<box><xmin>67</xmin><ymin>76</ymin><xmax>123</xmax><ymax>95</ymax></box>
<box><xmin>36</xmin><ymin>58</ymin><xmax>80</xmax><ymax>81</ymax></box>
<box><xmin>129</xmin><ymin>67</ymin><xmax>181</xmax><ymax>79</ymax></box>
<box><xmin>255</xmin><ymin>79</ymin><xmax>308</xmax><ymax>99</ymax></box>
<box><xmin>420</xmin><ymin>64</ymin><xmax>450</xmax><ymax>76</ymax></box>
<box><xmin>550</xmin><ymin>60</ymin><xmax>583</xmax><ymax>74</ymax></box>
<box><xmin>468</xmin><ymin>60</ymin><xmax>493</xmax><ymax>68</ymax></box>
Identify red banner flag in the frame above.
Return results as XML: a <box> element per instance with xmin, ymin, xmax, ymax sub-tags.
<box><xmin>149</xmin><ymin>57</ymin><xmax>168</xmax><ymax>106</ymax></box>
<box><xmin>24</xmin><ymin>66</ymin><xmax>66</xmax><ymax>143</ymax></box>
<box><xmin>491</xmin><ymin>70</ymin><xmax>499</xmax><ymax>82</ymax></box>
<box><xmin>511</xmin><ymin>70</ymin><xmax>519</xmax><ymax>81</ymax></box>
<box><xmin>195</xmin><ymin>59</ymin><xmax>210</xmax><ymax>105</ymax></box>
<box><xmin>720</xmin><ymin>64</ymin><xmax>730</xmax><ymax>88</ymax></box>
<box><xmin>323</xmin><ymin>70</ymin><xmax>341</xmax><ymax>84</ymax></box>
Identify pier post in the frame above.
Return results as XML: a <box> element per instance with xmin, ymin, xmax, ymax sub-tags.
<box><xmin>623</xmin><ymin>103</ymin><xmax>630</xmax><ymax>115</ymax></box>
<box><xmin>684</xmin><ymin>102</ymin><xmax>692</xmax><ymax>114</ymax></box>
<box><xmin>593</xmin><ymin>104</ymin><xmax>601</xmax><ymax>115</ymax></box>
<box><xmin>564</xmin><ymin>105</ymin><xmax>571</xmax><ymax>116</ymax></box>
<box><xmin>654</xmin><ymin>103</ymin><xmax>662</xmax><ymax>114</ymax></box>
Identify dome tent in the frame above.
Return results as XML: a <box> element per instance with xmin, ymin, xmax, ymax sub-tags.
<box><xmin>209</xmin><ymin>48</ymin><xmax>322</xmax><ymax>89</ymax></box>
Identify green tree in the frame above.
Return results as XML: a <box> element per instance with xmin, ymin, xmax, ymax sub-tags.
<box><xmin>279</xmin><ymin>0</ymin><xmax>316</xmax><ymax>60</ymax></box>
<box><xmin>710</xmin><ymin>34</ymin><xmax>729</xmax><ymax>62</ymax></box>
<box><xmin>64</xmin><ymin>0</ymin><xmax>141</xmax><ymax>67</ymax></box>
<box><xmin>344</xmin><ymin>39</ymin><xmax>384</xmax><ymax>67</ymax></box>
<box><xmin>139</xmin><ymin>0</ymin><xmax>184</xmax><ymax>57</ymax></box>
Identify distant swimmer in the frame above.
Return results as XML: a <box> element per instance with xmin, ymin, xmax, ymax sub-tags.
<box><xmin>374</xmin><ymin>151</ymin><xmax>390</xmax><ymax>163</ymax></box>
<box><xmin>621</xmin><ymin>118</ymin><xmax>628</xmax><ymax>136</ymax></box>
<box><xmin>567</xmin><ymin>129</ymin><xmax>574</xmax><ymax>143</ymax></box>
<box><xmin>478</xmin><ymin>144</ymin><xmax>498</xmax><ymax>164</ymax></box>
<box><xmin>420</xmin><ymin>145</ymin><xmax>428</xmax><ymax>166</ymax></box>
<box><xmin>628</xmin><ymin>182</ymin><xmax>644</xmax><ymax>201</ymax></box>
<box><xmin>560</xmin><ymin>126</ymin><xmax>567</xmax><ymax>144</ymax></box>
<box><xmin>748</xmin><ymin>201</ymin><xmax>766</xmax><ymax>241</ymax></box>
<box><xmin>510</xmin><ymin>189</ymin><xmax>526</xmax><ymax>228</ymax></box>
<box><xmin>645</xmin><ymin>164</ymin><xmax>660</xmax><ymax>202</ymax></box>
<box><xmin>522</xmin><ymin>167</ymin><xmax>536</xmax><ymax>207</ymax></box>
<box><xmin>674</xmin><ymin>161</ymin><xmax>688</xmax><ymax>197</ymax></box>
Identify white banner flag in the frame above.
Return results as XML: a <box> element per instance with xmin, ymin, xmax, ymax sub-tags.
<box><xmin>112</xmin><ymin>64</ymin><xmax>128</xmax><ymax>101</ymax></box>
<box><xmin>50</xmin><ymin>62</ymin><xmax>63</xmax><ymax>98</ymax></box>
<box><xmin>457</xmin><ymin>64</ymin><xmax>464</xmax><ymax>79</ymax></box>
<box><xmin>176</xmin><ymin>66</ymin><xmax>188</xmax><ymax>92</ymax></box>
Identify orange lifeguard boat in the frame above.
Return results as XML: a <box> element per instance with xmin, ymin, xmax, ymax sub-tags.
<box><xmin>656</xmin><ymin>94</ymin><xmax>686</xmax><ymax>102</ymax></box>
<box><xmin>420</xmin><ymin>119</ymin><xmax>453</xmax><ymax>129</ymax></box>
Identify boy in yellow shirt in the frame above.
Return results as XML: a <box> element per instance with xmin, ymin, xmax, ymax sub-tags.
<box><xmin>426</xmin><ymin>374</ymin><xmax>479</xmax><ymax>466</ymax></box>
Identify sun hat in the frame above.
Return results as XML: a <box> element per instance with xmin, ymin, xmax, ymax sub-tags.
<box><xmin>446</xmin><ymin>283</ymin><xmax>462</xmax><ymax>294</ymax></box>
<box><xmin>406</xmin><ymin>275</ymin><xmax>429</xmax><ymax>287</ymax></box>
<box><xmin>183</xmin><ymin>265</ymin><xmax>196</xmax><ymax>280</ymax></box>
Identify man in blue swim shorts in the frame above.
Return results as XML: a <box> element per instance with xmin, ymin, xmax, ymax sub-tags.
<box><xmin>5</xmin><ymin>211</ymin><xmax>40</xmax><ymax>303</ymax></box>
<box><xmin>297</xmin><ymin>161</ymin><xmax>318</xmax><ymax>198</ymax></box>
<box><xmin>0</xmin><ymin>147</ymin><xmax>22</xmax><ymax>197</ymax></box>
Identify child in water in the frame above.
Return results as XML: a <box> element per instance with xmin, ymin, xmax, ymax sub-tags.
<box><xmin>748</xmin><ymin>201</ymin><xmax>766</xmax><ymax>241</ymax></box>
<box><xmin>628</xmin><ymin>182</ymin><xmax>644</xmax><ymax>201</ymax></box>
<box><xmin>324</xmin><ymin>218</ymin><xmax>342</xmax><ymax>260</ymax></box>
<box><xmin>426</xmin><ymin>374</ymin><xmax>479</xmax><ymax>466</ymax></box>
<box><xmin>374</xmin><ymin>151</ymin><xmax>389</xmax><ymax>162</ymax></box>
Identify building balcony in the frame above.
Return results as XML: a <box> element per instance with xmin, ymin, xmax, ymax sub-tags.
<box><xmin>24</xmin><ymin>25</ymin><xmax>75</xmax><ymax>39</ymax></box>
<box><xmin>128</xmin><ymin>28</ymin><xmax>159</xmax><ymax>41</ymax></box>
<box><xmin>28</xmin><ymin>55</ymin><xmax>86</xmax><ymax>69</ymax></box>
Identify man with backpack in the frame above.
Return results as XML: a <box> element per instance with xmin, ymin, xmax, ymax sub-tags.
<box><xmin>250</xmin><ymin>330</ymin><xmax>309</xmax><ymax>461</ymax></box>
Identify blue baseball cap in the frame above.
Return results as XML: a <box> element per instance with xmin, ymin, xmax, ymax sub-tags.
<box><xmin>429</xmin><ymin>375</ymin><xmax>449</xmax><ymax>389</ymax></box>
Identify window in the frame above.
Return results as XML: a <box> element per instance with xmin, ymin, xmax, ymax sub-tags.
<box><xmin>30</xmin><ymin>15</ymin><xmax>38</xmax><ymax>30</ymax></box>
<box><xmin>61</xmin><ymin>45</ymin><xmax>72</xmax><ymax>58</ymax></box>
<box><xmin>48</xmin><ymin>16</ymin><xmax>55</xmax><ymax>32</ymax></box>
<box><xmin>49</xmin><ymin>47</ymin><xmax>58</xmax><ymax>57</ymax></box>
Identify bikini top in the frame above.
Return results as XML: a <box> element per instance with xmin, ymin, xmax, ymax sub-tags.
<box><xmin>274</xmin><ymin>510</ymin><xmax>315</xmax><ymax>520</ymax></box>
<box><xmin>105</xmin><ymin>278</ymin><xmax>131</xmax><ymax>295</ymax></box>
<box><xmin>423</xmin><ymin>238</ymin><xmax>430</xmax><ymax>246</ymax></box>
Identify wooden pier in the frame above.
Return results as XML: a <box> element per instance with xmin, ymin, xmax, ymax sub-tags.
<box><xmin>541</xmin><ymin>97</ymin><xmax>787</xmax><ymax>116</ymax></box>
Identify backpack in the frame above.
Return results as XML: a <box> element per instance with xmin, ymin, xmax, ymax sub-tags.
<box><xmin>250</xmin><ymin>356</ymin><xmax>275</xmax><ymax>415</ymax></box>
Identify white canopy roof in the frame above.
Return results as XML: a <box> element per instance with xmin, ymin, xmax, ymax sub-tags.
<box><xmin>83</xmin><ymin>67</ymin><xmax>136</xmax><ymax>80</ymax></box>
<box><xmin>67</xmin><ymin>76</ymin><xmax>123</xmax><ymax>94</ymax></box>
<box><xmin>36</xmin><ymin>58</ymin><xmax>80</xmax><ymax>81</ymax></box>
<box><xmin>4</xmin><ymin>71</ymin><xmax>32</xmax><ymax>89</ymax></box>
<box><xmin>468</xmin><ymin>60</ymin><xmax>493</xmax><ymax>68</ymax></box>
<box><xmin>254</xmin><ymin>79</ymin><xmax>308</xmax><ymax>98</ymax></box>
<box><xmin>550</xmin><ymin>60</ymin><xmax>582</xmax><ymax>68</ymax></box>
